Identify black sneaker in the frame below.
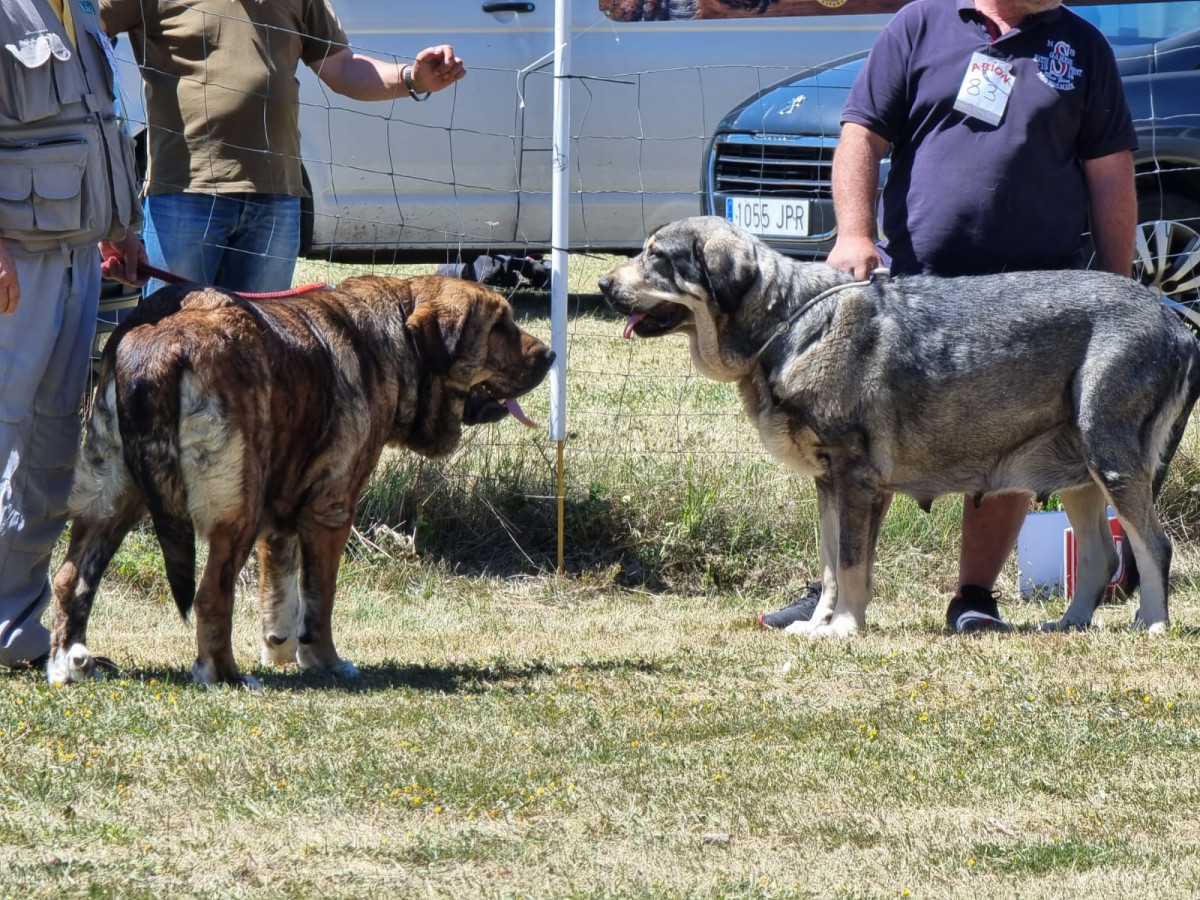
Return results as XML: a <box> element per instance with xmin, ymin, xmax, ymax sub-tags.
<box><xmin>759</xmin><ymin>581</ymin><xmax>823</xmax><ymax>629</ymax></box>
<box><xmin>946</xmin><ymin>584</ymin><xmax>1011</xmax><ymax>634</ymax></box>
<box><xmin>1</xmin><ymin>651</ymin><xmax>48</xmax><ymax>672</ymax></box>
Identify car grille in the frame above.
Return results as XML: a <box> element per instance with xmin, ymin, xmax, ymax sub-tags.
<box><xmin>711</xmin><ymin>135</ymin><xmax>835</xmax><ymax>199</ymax></box>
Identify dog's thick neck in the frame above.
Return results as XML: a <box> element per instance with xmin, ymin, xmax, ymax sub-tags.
<box><xmin>691</xmin><ymin>251</ymin><xmax>854</xmax><ymax>384</ymax></box>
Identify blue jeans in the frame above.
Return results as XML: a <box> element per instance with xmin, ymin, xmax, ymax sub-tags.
<box><xmin>141</xmin><ymin>193</ymin><xmax>301</xmax><ymax>296</ymax></box>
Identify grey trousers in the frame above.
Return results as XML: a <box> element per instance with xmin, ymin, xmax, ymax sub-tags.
<box><xmin>0</xmin><ymin>245</ymin><xmax>99</xmax><ymax>666</ymax></box>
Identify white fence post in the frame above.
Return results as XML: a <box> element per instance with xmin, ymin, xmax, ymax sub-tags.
<box><xmin>550</xmin><ymin>0</ymin><xmax>572</xmax><ymax>571</ymax></box>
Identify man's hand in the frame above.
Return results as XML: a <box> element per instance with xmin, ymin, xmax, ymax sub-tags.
<box><xmin>99</xmin><ymin>227</ymin><xmax>148</xmax><ymax>286</ymax></box>
<box><xmin>826</xmin><ymin>235</ymin><xmax>881</xmax><ymax>281</ymax></box>
<box><xmin>410</xmin><ymin>45</ymin><xmax>466</xmax><ymax>95</ymax></box>
<box><xmin>827</xmin><ymin>123</ymin><xmax>889</xmax><ymax>280</ymax></box>
<box><xmin>0</xmin><ymin>240</ymin><xmax>18</xmax><ymax>315</ymax></box>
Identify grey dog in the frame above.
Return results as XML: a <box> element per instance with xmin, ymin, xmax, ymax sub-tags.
<box><xmin>599</xmin><ymin>215</ymin><xmax>1200</xmax><ymax>638</ymax></box>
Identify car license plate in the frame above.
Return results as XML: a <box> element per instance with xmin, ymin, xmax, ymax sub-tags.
<box><xmin>725</xmin><ymin>197</ymin><xmax>811</xmax><ymax>237</ymax></box>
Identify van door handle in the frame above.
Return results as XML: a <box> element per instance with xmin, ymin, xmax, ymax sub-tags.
<box><xmin>483</xmin><ymin>2</ymin><xmax>535</xmax><ymax>11</ymax></box>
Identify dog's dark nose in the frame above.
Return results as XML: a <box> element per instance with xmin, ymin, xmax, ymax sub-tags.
<box><xmin>597</xmin><ymin>275</ymin><xmax>612</xmax><ymax>294</ymax></box>
<box><xmin>541</xmin><ymin>348</ymin><xmax>556</xmax><ymax>366</ymax></box>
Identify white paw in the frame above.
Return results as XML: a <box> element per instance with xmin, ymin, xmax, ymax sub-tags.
<box><xmin>46</xmin><ymin>643</ymin><xmax>104</xmax><ymax>684</ymax></box>
<box><xmin>192</xmin><ymin>658</ymin><xmax>217</xmax><ymax>686</ymax></box>
<box><xmin>807</xmin><ymin>614</ymin><xmax>861</xmax><ymax>640</ymax></box>
<box><xmin>260</xmin><ymin>635</ymin><xmax>298</xmax><ymax>667</ymax></box>
<box><xmin>781</xmin><ymin>606</ymin><xmax>833</xmax><ymax>636</ymax></box>
<box><xmin>330</xmin><ymin>659</ymin><xmax>360</xmax><ymax>678</ymax></box>
<box><xmin>783</xmin><ymin>619</ymin><xmax>821</xmax><ymax>637</ymax></box>
<box><xmin>1130</xmin><ymin>614</ymin><xmax>1170</xmax><ymax>635</ymax></box>
<box><xmin>296</xmin><ymin>645</ymin><xmax>358</xmax><ymax>675</ymax></box>
<box><xmin>191</xmin><ymin>659</ymin><xmax>261</xmax><ymax>689</ymax></box>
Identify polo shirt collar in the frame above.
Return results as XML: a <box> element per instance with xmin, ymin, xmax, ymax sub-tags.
<box><xmin>956</xmin><ymin>0</ymin><xmax>1064</xmax><ymax>38</ymax></box>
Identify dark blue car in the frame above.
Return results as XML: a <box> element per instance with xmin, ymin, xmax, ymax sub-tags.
<box><xmin>702</xmin><ymin>1</ymin><xmax>1200</xmax><ymax>301</ymax></box>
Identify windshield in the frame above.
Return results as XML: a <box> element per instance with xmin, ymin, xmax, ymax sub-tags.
<box><xmin>1071</xmin><ymin>1</ymin><xmax>1200</xmax><ymax>44</ymax></box>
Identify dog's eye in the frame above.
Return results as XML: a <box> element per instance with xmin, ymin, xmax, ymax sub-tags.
<box><xmin>645</xmin><ymin>248</ymin><xmax>672</xmax><ymax>273</ymax></box>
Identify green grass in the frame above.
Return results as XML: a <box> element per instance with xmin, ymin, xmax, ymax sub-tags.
<box><xmin>4</xmin><ymin>252</ymin><xmax>1200</xmax><ymax>897</ymax></box>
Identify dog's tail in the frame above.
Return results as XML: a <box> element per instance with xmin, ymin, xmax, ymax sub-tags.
<box><xmin>115</xmin><ymin>350</ymin><xmax>197</xmax><ymax>619</ymax></box>
<box><xmin>1125</xmin><ymin>332</ymin><xmax>1200</xmax><ymax>595</ymax></box>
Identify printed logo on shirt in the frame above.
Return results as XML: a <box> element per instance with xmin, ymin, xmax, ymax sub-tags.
<box><xmin>79</xmin><ymin>1</ymin><xmax>96</xmax><ymax>13</ymax></box>
<box><xmin>1034</xmin><ymin>39</ymin><xmax>1082</xmax><ymax>90</ymax></box>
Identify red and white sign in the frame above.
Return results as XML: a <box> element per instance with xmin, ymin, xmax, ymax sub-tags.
<box><xmin>1064</xmin><ymin>514</ymin><xmax>1127</xmax><ymax>599</ymax></box>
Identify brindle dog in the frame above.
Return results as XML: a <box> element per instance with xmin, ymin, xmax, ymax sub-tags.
<box><xmin>50</xmin><ymin>275</ymin><xmax>554</xmax><ymax>687</ymax></box>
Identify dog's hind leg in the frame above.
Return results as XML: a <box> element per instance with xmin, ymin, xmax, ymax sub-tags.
<box><xmin>48</xmin><ymin>385</ymin><xmax>145</xmax><ymax>683</ymax></box>
<box><xmin>47</xmin><ymin>496</ymin><xmax>145</xmax><ymax>684</ymax></box>
<box><xmin>1042</xmin><ymin>484</ymin><xmax>1117</xmax><ymax>632</ymax></box>
<box><xmin>1092</xmin><ymin>469</ymin><xmax>1171</xmax><ymax>633</ymax></box>
<box><xmin>295</xmin><ymin>519</ymin><xmax>359</xmax><ymax>678</ymax></box>
<box><xmin>257</xmin><ymin>532</ymin><xmax>301</xmax><ymax>667</ymax></box>
<box><xmin>192</xmin><ymin>521</ymin><xmax>262</xmax><ymax>689</ymax></box>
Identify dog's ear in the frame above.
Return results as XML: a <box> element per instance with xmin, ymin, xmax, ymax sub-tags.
<box><xmin>406</xmin><ymin>303</ymin><xmax>465</xmax><ymax>377</ymax></box>
<box><xmin>697</xmin><ymin>231</ymin><xmax>758</xmax><ymax>315</ymax></box>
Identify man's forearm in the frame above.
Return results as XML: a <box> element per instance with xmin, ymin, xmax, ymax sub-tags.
<box><xmin>832</xmin><ymin>124</ymin><xmax>885</xmax><ymax>240</ymax></box>
<box><xmin>1083</xmin><ymin>150</ymin><xmax>1136</xmax><ymax>277</ymax></box>
<box><xmin>317</xmin><ymin>52</ymin><xmax>405</xmax><ymax>101</ymax></box>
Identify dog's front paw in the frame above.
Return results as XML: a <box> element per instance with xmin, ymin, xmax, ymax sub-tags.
<box><xmin>296</xmin><ymin>645</ymin><xmax>360</xmax><ymax>677</ymax></box>
<box><xmin>1132</xmin><ymin>616</ymin><xmax>1170</xmax><ymax>636</ymax></box>
<box><xmin>46</xmin><ymin>643</ymin><xmax>104</xmax><ymax>684</ymax></box>
<box><xmin>260</xmin><ymin>632</ymin><xmax>298</xmax><ymax>667</ymax></box>
<box><xmin>783</xmin><ymin>618</ymin><xmax>825</xmax><ymax>637</ymax></box>
<box><xmin>806</xmin><ymin>614</ymin><xmax>861</xmax><ymax>640</ymax></box>
<box><xmin>238</xmin><ymin>673</ymin><xmax>264</xmax><ymax>691</ymax></box>
<box><xmin>330</xmin><ymin>659</ymin><xmax>359</xmax><ymax>678</ymax></box>
<box><xmin>192</xmin><ymin>658</ymin><xmax>263</xmax><ymax>691</ymax></box>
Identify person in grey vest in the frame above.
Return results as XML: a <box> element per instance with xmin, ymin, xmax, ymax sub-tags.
<box><xmin>0</xmin><ymin>0</ymin><xmax>146</xmax><ymax>669</ymax></box>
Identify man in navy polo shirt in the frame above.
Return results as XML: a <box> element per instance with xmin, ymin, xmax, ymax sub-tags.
<box><xmin>760</xmin><ymin>0</ymin><xmax>1136</xmax><ymax>633</ymax></box>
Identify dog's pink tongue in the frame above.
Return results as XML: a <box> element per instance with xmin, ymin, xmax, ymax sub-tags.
<box><xmin>504</xmin><ymin>398</ymin><xmax>538</xmax><ymax>428</ymax></box>
<box><xmin>623</xmin><ymin>313</ymin><xmax>646</xmax><ymax>339</ymax></box>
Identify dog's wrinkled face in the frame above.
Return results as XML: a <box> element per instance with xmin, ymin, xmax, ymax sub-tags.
<box><xmin>460</xmin><ymin>291</ymin><xmax>556</xmax><ymax>427</ymax></box>
<box><xmin>598</xmin><ymin>216</ymin><xmax>763</xmax><ymax>381</ymax></box>
<box><xmin>403</xmin><ymin>277</ymin><xmax>555</xmax><ymax>430</ymax></box>
<box><xmin>599</xmin><ymin>216</ymin><xmax>760</xmax><ymax>334</ymax></box>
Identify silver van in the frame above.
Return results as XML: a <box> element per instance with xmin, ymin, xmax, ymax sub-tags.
<box><xmin>111</xmin><ymin>1</ymin><xmax>892</xmax><ymax>262</ymax></box>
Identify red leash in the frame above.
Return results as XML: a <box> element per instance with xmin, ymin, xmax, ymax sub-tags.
<box><xmin>120</xmin><ymin>260</ymin><xmax>330</xmax><ymax>299</ymax></box>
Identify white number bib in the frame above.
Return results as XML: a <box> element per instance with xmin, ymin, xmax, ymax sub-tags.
<box><xmin>953</xmin><ymin>51</ymin><xmax>1015</xmax><ymax>126</ymax></box>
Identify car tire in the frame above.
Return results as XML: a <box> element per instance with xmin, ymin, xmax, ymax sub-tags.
<box><xmin>1130</xmin><ymin>190</ymin><xmax>1200</xmax><ymax>304</ymax></box>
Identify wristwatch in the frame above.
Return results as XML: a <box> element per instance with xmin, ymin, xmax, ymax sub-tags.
<box><xmin>403</xmin><ymin>65</ymin><xmax>431</xmax><ymax>102</ymax></box>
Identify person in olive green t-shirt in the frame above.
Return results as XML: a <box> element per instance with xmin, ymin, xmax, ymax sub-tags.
<box><xmin>100</xmin><ymin>0</ymin><xmax>465</xmax><ymax>294</ymax></box>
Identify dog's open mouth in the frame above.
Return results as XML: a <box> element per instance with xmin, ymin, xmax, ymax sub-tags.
<box><xmin>465</xmin><ymin>382</ymin><xmax>539</xmax><ymax>428</ymax></box>
<box><xmin>623</xmin><ymin>302</ymin><xmax>689</xmax><ymax>338</ymax></box>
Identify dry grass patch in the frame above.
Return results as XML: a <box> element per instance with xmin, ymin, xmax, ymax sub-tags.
<box><xmin>4</xmin><ymin>570</ymin><xmax>1200</xmax><ymax>898</ymax></box>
